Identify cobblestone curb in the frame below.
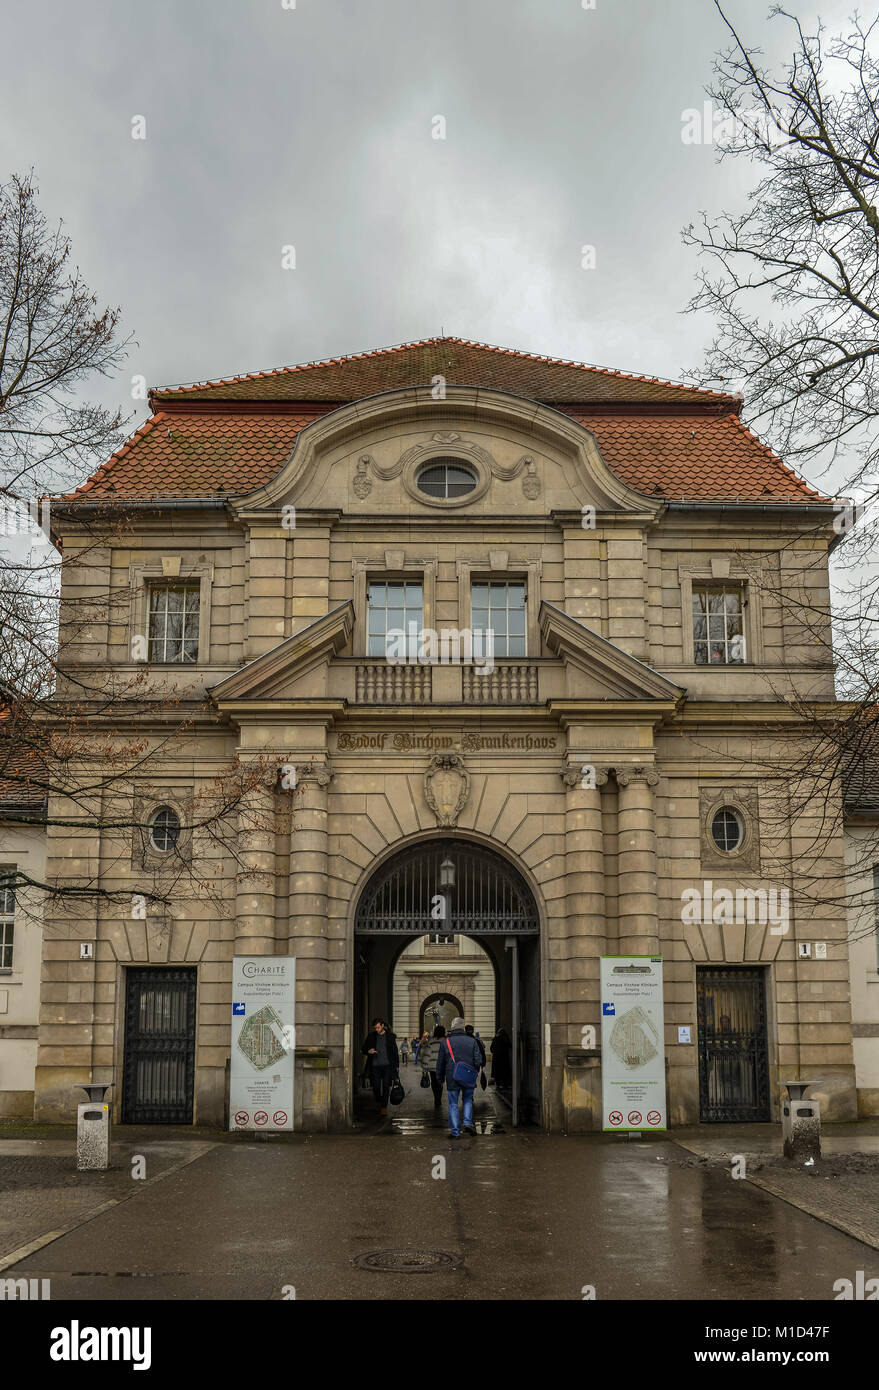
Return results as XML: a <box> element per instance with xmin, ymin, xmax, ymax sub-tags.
<box><xmin>672</xmin><ymin>1138</ymin><xmax>879</xmax><ymax>1253</ymax></box>
<box><xmin>0</xmin><ymin>1142</ymin><xmax>217</xmax><ymax>1274</ymax></box>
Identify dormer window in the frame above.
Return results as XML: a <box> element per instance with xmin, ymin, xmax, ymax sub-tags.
<box><xmin>416</xmin><ymin>460</ymin><xmax>478</xmax><ymax>499</ymax></box>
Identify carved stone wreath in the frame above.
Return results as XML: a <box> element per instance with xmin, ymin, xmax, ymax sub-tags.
<box><xmin>424</xmin><ymin>753</ymin><xmax>470</xmax><ymax>827</ymax></box>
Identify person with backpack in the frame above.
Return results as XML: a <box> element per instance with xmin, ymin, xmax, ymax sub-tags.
<box><xmin>361</xmin><ymin>1017</ymin><xmax>399</xmax><ymax>1117</ymax></box>
<box><xmin>435</xmin><ymin>1016</ymin><xmax>482</xmax><ymax>1138</ymax></box>
<box><xmin>420</xmin><ymin>1025</ymin><xmax>446</xmax><ymax>1109</ymax></box>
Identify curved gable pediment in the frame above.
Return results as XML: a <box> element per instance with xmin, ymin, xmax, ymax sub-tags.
<box><xmin>230</xmin><ymin>386</ymin><xmax>662</xmax><ymax>521</ymax></box>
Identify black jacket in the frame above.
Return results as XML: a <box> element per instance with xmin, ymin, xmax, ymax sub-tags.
<box><xmin>361</xmin><ymin>1030</ymin><xmax>399</xmax><ymax>1072</ymax></box>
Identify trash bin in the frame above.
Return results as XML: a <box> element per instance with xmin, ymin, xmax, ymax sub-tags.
<box><xmin>781</xmin><ymin>1080</ymin><xmax>821</xmax><ymax>1161</ymax></box>
<box><xmin>76</xmin><ymin>1083</ymin><xmax>112</xmax><ymax>1171</ymax></box>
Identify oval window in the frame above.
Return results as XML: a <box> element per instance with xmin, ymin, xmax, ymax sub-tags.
<box><xmin>416</xmin><ymin>460</ymin><xmax>478</xmax><ymax>499</ymax></box>
<box><xmin>711</xmin><ymin>808</ymin><xmax>744</xmax><ymax>853</ymax></box>
<box><xmin>149</xmin><ymin>806</ymin><xmax>181</xmax><ymax>853</ymax></box>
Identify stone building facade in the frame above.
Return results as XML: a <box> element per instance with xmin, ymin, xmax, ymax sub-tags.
<box><xmin>392</xmin><ymin>934</ymin><xmax>495</xmax><ymax>1042</ymax></box>
<box><xmin>844</xmin><ymin>750</ymin><xmax>879</xmax><ymax>1115</ymax></box>
<box><xmin>35</xmin><ymin>338</ymin><xmax>857</xmax><ymax>1130</ymax></box>
<box><xmin>0</xmin><ymin>687</ymin><xmax>47</xmax><ymax>1118</ymax></box>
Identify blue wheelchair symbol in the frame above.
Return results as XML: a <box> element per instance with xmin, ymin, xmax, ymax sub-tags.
<box><xmin>602</xmin><ymin>1002</ymin><xmax>615</xmax><ymax>1015</ymax></box>
<box><xmin>233</xmin><ymin>1002</ymin><xmax>245</xmax><ymax>1015</ymax></box>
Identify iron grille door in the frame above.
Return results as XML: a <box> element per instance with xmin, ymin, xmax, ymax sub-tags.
<box><xmin>122</xmin><ymin>967</ymin><xmax>197</xmax><ymax>1123</ymax></box>
<box><xmin>696</xmin><ymin>966</ymin><xmax>770</xmax><ymax>1122</ymax></box>
<box><xmin>354</xmin><ymin>839</ymin><xmax>539</xmax><ymax>935</ymax></box>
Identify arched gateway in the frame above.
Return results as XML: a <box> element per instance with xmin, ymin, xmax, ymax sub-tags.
<box><xmin>353</xmin><ymin>839</ymin><xmax>542</xmax><ymax>1125</ymax></box>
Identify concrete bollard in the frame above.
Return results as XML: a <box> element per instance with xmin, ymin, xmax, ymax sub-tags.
<box><xmin>76</xmin><ymin>1083</ymin><xmax>112</xmax><ymax>1171</ymax></box>
<box><xmin>782</xmin><ymin>1080</ymin><xmax>821</xmax><ymax>1161</ymax></box>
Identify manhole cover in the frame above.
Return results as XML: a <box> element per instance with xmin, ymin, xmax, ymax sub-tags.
<box><xmin>353</xmin><ymin>1249</ymin><xmax>460</xmax><ymax>1273</ymax></box>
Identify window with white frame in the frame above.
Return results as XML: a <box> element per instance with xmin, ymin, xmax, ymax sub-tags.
<box><xmin>367</xmin><ymin>580</ymin><xmax>423</xmax><ymax>658</ymax></box>
<box><xmin>0</xmin><ymin>871</ymin><xmax>15</xmax><ymax>969</ymax></box>
<box><xmin>692</xmin><ymin>585</ymin><xmax>746</xmax><ymax>665</ymax></box>
<box><xmin>148</xmin><ymin>585</ymin><xmax>200</xmax><ymax>664</ymax></box>
<box><xmin>471</xmin><ymin>581</ymin><xmax>526</xmax><ymax>657</ymax></box>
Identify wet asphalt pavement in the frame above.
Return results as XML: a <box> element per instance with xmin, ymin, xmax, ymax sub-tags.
<box><xmin>2</xmin><ymin>1075</ymin><xmax>878</xmax><ymax>1301</ymax></box>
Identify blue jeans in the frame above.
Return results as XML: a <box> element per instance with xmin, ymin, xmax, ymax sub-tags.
<box><xmin>447</xmin><ymin>1086</ymin><xmax>475</xmax><ymax>1135</ymax></box>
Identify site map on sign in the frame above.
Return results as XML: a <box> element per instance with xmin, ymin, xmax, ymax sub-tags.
<box><xmin>236</xmin><ymin>1003</ymin><xmax>288</xmax><ymax>1071</ymax></box>
<box><xmin>608</xmin><ymin>1004</ymin><xmax>660</xmax><ymax>1069</ymax></box>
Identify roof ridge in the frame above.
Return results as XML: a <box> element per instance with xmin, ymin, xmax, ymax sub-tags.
<box><xmin>148</xmin><ymin>336</ymin><xmax>741</xmax><ymax>403</ymax></box>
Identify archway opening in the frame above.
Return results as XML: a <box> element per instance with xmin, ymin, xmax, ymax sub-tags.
<box><xmin>418</xmin><ymin>991</ymin><xmax>465</xmax><ymax>1037</ymax></box>
<box><xmin>353</xmin><ymin>838</ymin><xmax>541</xmax><ymax>1128</ymax></box>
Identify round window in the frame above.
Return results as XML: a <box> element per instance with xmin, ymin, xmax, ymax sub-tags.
<box><xmin>711</xmin><ymin>807</ymin><xmax>744</xmax><ymax>853</ymax></box>
<box><xmin>416</xmin><ymin>459</ymin><xmax>478</xmax><ymax>499</ymax></box>
<box><xmin>149</xmin><ymin>806</ymin><xmax>181</xmax><ymax>853</ymax></box>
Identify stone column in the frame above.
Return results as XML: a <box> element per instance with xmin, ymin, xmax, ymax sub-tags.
<box><xmin>287</xmin><ymin>761</ymin><xmax>332</xmax><ymax>1036</ymax></box>
<box><xmin>559</xmin><ymin>762</ymin><xmax>607</xmax><ymax>1131</ymax></box>
<box><xmin>561</xmin><ymin>761</ymin><xmax>608</xmax><ymax>965</ymax></box>
<box><xmin>234</xmin><ymin>777</ymin><xmax>278</xmax><ymax>956</ymax></box>
<box><xmin>614</xmin><ymin>765</ymin><xmax>660</xmax><ymax>956</ymax></box>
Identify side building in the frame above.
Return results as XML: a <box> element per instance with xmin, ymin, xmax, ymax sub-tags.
<box><xmin>844</xmin><ymin>742</ymin><xmax>879</xmax><ymax>1115</ymax></box>
<box><xmin>0</xmin><ymin>690</ymin><xmax>47</xmax><ymax>1118</ymax></box>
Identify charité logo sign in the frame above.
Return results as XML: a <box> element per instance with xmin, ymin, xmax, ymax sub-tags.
<box><xmin>336</xmin><ymin>731</ymin><xmax>558</xmax><ymax>752</ymax></box>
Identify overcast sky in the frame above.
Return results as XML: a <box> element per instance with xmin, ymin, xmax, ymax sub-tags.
<box><xmin>0</xmin><ymin>0</ymin><xmax>859</xmax><ymax>487</ymax></box>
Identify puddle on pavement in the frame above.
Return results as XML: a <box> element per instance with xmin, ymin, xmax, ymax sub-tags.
<box><xmin>371</xmin><ymin>1116</ymin><xmax>506</xmax><ymax>1136</ymax></box>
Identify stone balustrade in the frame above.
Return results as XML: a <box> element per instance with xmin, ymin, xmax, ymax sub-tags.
<box><xmin>462</xmin><ymin>663</ymin><xmax>539</xmax><ymax>703</ymax></box>
<box><xmin>355</xmin><ymin>663</ymin><xmax>432</xmax><ymax>703</ymax></box>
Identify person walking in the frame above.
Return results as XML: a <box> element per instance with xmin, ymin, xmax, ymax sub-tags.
<box><xmin>420</xmin><ymin>1025</ymin><xmax>446</xmax><ymax>1110</ymax></box>
<box><xmin>436</xmin><ymin>1016</ymin><xmax>482</xmax><ymax>1138</ymax></box>
<box><xmin>361</xmin><ymin>1017</ymin><xmax>399</xmax><ymax>1116</ymax></box>
<box><xmin>400</xmin><ymin>1037</ymin><xmax>410</xmax><ymax>1065</ymax></box>
<box><xmin>489</xmin><ymin>1026</ymin><xmax>512</xmax><ymax>1089</ymax></box>
<box><xmin>465</xmin><ymin>1024</ymin><xmax>487</xmax><ymax>1066</ymax></box>
<box><xmin>466</xmin><ymin>1024</ymin><xmax>487</xmax><ymax>1089</ymax></box>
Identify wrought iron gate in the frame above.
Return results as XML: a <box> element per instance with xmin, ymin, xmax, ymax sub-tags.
<box><xmin>696</xmin><ymin>967</ymin><xmax>770</xmax><ymax>1122</ymax></box>
<box><xmin>122</xmin><ymin>967</ymin><xmax>197</xmax><ymax>1123</ymax></box>
<box><xmin>354</xmin><ymin>839</ymin><xmax>539</xmax><ymax>935</ymax></box>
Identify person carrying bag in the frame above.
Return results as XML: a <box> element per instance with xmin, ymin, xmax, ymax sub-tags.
<box><xmin>435</xmin><ymin>1016</ymin><xmax>483</xmax><ymax>1138</ymax></box>
<box><xmin>420</xmin><ymin>1025</ymin><xmax>445</xmax><ymax>1109</ymax></box>
<box><xmin>361</xmin><ymin>1017</ymin><xmax>399</xmax><ymax>1117</ymax></box>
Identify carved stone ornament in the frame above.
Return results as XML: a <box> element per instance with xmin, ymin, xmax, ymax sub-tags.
<box><xmin>354</xmin><ymin>438</ymin><xmax>543</xmax><ymax>506</ymax></box>
<box><xmin>424</xmin><ymin>753</ymin><xmax>470</xmax><ymax>827</ymax></box>
<box><xmin>560</xmin><ymin>763</ymin><xmax>610</xmax><ymax>789</ymax></box>
<box><xmin>613</xmin><ymin>764</ymin><xmax>660</xmax><ymax>788</ymax></box>
<box><xmin>296</xmin><ymin>760</ymin><xmax>334</xmax><ymax>788</ymax></box>
<box><xmin>353</xmin><ymin>456</ymin><xmax>373</xmax><ymax>498</ymax></box>
<box><xmin>521</xmin><ymin>456</ymin><xmax>542</xmax><ymax>499</ymax></box>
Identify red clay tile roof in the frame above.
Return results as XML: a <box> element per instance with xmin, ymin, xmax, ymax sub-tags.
<box><xmin>149</xmin><ymin>336</ymin><xmax>738</xmax><ymax>406</ymax></box>
<box><xmin>0</xmin><ymin>708</ymin><xmax>49</xmax><ymax>813</ymax></box>
<box><xmin>563</xmin><ymin>410</ymin><xmax>824</xmax><ymax>502</ymax></box>
<box><xmin>60</xmin><ymin>338</ymin><xmax>830</xmax><ymax>505</ymax></box>
<box><xmin>65</xmin><ymin>411</ymin><xmax>316</xmax><ymax>501</ymax></box>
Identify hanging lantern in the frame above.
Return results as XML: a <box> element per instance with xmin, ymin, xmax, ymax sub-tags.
<box><xmin>439</xmin><ymin>856</ymin><xmax>455</xmax><ymax>888</ymax></box>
